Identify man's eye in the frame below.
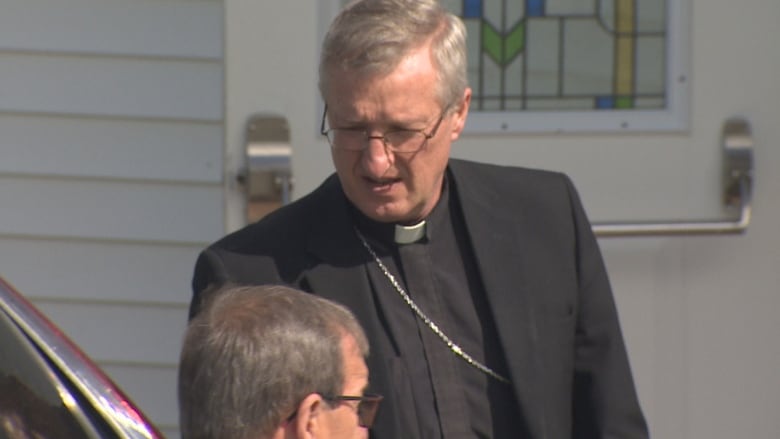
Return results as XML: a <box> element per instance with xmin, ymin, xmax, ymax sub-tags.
<box><xmin>387</xmin><ymin>130</ymin><xmax>420</xmax><ymax>143</ymax></box>
<box><xmin>338</xmin><ymin>129</ymin><xmax>365</xmax><ymax>137</ymax></box>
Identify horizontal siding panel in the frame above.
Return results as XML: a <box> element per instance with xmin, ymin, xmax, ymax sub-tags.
<box><xmin>0</xmin><ymin>115</ymin><xmax>222</xmax><ymax>182</ymax></box>
<box><xmin>0</xmin><ymin>177</ymin><xmax>224</xmax><ymax>243</ymax></box>
<box><xmin>101</xmin><ymin>364</ymin><xmax>178</xmax><ymax>432</ymax></box>
<box><xmin>0</xmin><ymin>239</ymin><xmax>202</xmax><ymax>305</ymax></box>
<box><xmin>0</xmin><ymin>0</ymin><xmax>222</xmax><ymax>59</ymax></box>
<box><xmin>0</xmin><ymin>53</ymin><xmax>222</xmax><ymax>120</ymax></box>
<box><xmin>33</xmin><ymin>300</ymin><xmax>188</xmax><ymax>365</ymax></box>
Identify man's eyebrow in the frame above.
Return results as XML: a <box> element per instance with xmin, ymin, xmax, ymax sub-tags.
<box><xmin>333</xmin><ymin>113</ymin><xmax>429</xmax><ymax>128</ymax></box>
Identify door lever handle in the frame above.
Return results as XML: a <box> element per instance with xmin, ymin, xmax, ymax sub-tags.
<box><xmin>238</xmin><ymin>114</ymin><xmax>294</xmax><ymax>223</ymax></box>
<box><xmin>593</xmin><ymin>117</ymin><xmax>753</xmax><ymax>237</ymax></box>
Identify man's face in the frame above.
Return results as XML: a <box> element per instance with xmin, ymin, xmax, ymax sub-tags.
<box><xmin>318</xmin><ymin>334</ymin><xmax>370</xmax><ymax>439</ymax></box>
<box><xmin>324</xmin><ymin>43</ymin><xmax>471</xmax><ymax>224</ymax></box>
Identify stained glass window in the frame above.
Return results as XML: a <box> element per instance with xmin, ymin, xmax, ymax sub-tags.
<box><xmin>321</xmin><ymin>0</ymin><xmax>688</xmax><ymax>133</ymax></box>
<box><xmin>444</xmin><ymin>0</ymin><xmax>667</xmax><ymax>112</ymax></box>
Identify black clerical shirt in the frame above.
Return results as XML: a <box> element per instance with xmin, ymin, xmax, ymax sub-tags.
<box><xmin>351</xmin><ymin>176</ymin><xmax>521</xmax><ymax>438</ymax></box>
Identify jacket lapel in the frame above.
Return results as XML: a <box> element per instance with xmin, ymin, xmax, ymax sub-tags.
<box><xmin>302</xmin><ymin>176</ymin><xmax>375</xmax><ymax>314</ymax></box>
<box><xmin>300</xmin><ymin>177</ymin><xmax>403</xmax><ymax>438</ymax></box>
<box><xmin>449</xmin><ymin>160</ymin><xmax>547</xmax><ymax>438</ymax></box>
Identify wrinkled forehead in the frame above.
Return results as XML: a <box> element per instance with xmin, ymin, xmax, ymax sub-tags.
<box><xmin>321</xmin><ymin>47</ymin><xmax>446</xmax><ymax>110</ymax></box>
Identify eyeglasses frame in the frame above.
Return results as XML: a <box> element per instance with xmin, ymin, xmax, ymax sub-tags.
<box><xmin>320</xmin><ymin>104</ymin><xmax>446</xmax><ymax>153</ymax></box>
<box><xmin>321</xmin><ymin>393</ymin><xmax>383</xmax><ymax>428</ymax></box>
<box><xmin>285</xmin><ymin>392</ymin><xmax>383</xmax><ymax>429</ymax></box>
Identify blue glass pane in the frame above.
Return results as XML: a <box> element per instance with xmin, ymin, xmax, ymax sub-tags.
<box><xmin>596</xmin><ymin>96</ymin><xmax>615</xmax><ymax>109</ymax></box>
<box><xmin>527</xmin><ymin>0</ymin><xmax>544</xmax><ymax>17</ymax></box>
<box><xmin>464</xmin><ymin>0</ymin><xmax>482</xmax><ymax>18</ymax></box>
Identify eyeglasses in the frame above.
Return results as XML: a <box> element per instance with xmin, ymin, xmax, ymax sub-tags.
<box><xmin>285</xmin><ymin>393</ymin><xmax>383</xmax><ymax>429</ymax></box>
<box><xmin>322</xmin><ymin>393</ymin><xmax>383</xmax><ymax>428</ymax></box>
<box><xmin>321</xmin><ymin>104</ymin><xmax>445</xmax><ymax>153</ymax></box>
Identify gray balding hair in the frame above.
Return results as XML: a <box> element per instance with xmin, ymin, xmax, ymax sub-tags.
<box><xmin>178</xmin><ymin>284</ymin><xmax>369</xmax><ymax>439</ymax></box>
<box><xmin>319</xmin><ymin>0</ymin><xmax>468</xmax><ymax>110</ymax></box>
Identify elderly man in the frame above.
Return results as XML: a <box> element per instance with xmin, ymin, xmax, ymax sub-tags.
<box><xmin>178</xmin><ymin>284</ymin><xmax>382</xmax><ymax>439</ymax></box>
<box><xmin>190</xmin><ymin>1</ymin><xmax>648</xmax><ymax>438</ymax></box>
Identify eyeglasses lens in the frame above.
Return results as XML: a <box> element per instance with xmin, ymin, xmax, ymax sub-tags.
<box><xmin>356</xmin><ymin>396</ymin><xmax>382</xmax><ymax>428</ymax></box>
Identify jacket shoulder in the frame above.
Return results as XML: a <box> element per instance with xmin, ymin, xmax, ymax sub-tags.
<box><xmin>207</xmin><ymin>174</ymin><xmax>341</xmax><ymax>255</ymax></box>
<box><xmin>449</xmin><ymin>157</ymin><xmax>567</xmax><ymax>183</ymax></box>
<box><xmin>448</xmin><ymin>158</ymin><xmax>575</xmax><ymax>204</ymax></box>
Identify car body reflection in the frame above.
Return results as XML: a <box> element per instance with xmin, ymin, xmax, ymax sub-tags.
<box><xmin>0</xmin><ymin>276</ymin><xmax>161</xmax><ymax>438</ymax></box>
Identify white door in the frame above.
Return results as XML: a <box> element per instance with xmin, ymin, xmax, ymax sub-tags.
<box><xmin>225</xmin><ymin>0</ymin><xmax>780</xmax><ymax>437</ymax></box>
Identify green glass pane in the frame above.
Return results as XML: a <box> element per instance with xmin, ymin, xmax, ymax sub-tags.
<box><xmin>505</xmin><ymin>23</ymin><xmax>526</xmax><ymax>61</ymax></box>
<box><xmin>615</xmin><ymin>96</ymin><xmax>634</xmax><ymax>109</ymax></box>
<box><xmin>482</xmin><ymin>23</ymin><xmax>503</xmax><ymax>65</ymax></box>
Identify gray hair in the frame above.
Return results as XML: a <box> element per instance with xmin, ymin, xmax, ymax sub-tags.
<box><xmin>319</xmin><ymin>0</ymin><xmax>468</xmax><ymax>109</ymax></box>
<box><xmin>178</xmin><ymin>284</ymin><xmax>369</xmax><ymax>439</ymax></box>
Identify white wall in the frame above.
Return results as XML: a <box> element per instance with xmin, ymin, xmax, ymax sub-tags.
<box><xmin>0</xmin><ymin>1</ymin><xmax>225</xmax><ymax>436</ymax></box>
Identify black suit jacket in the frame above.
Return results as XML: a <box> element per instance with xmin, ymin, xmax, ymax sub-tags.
<box><xmin>191</xmin><ymin>159</ymin><xmax>648</xmax><ymax>439</ymax></box>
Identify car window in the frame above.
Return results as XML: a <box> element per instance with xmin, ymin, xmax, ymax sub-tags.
<box><xmin>0</xmin><ymin>309</ymin><xmax>97</xmax><ymax>439</ymax></box>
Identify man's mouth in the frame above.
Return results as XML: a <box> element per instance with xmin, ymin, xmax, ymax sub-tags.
<box><xmin>363</xmin><ymin>176</ymin><xmax>401</xmax><ymax>191</ymax></box>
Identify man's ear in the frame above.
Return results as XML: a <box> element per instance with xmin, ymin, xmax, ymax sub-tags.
<box><xmin>450</xmin><ymin>87</ymin><xmax>472</xmax><ymax>141</ymax></box>
<box><xmin>293</xmin><ymin>393</ymin><xmax>326</xmax><ymax>438</ymax></box>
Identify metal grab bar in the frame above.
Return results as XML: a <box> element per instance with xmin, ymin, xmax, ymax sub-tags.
<box><xmin>592</xmin><ymin>118</ymin><xmax>754</xmax><ymax>237</ymax></box>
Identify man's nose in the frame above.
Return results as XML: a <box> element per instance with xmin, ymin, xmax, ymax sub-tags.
<box><xmin>361</xmin><ymin>136</ymin><xmax>392</xmax><ymax>176</ymax></box>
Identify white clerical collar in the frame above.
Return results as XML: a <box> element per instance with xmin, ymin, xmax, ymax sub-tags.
<box><xmin>394</xmin><ymin>220</ymin><xmax>426</xmax><ymax>244</ymax></box>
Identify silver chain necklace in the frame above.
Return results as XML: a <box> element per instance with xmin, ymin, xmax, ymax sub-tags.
<box><xmin>355</xmin><ymin>228</ymin><xmax>510</xmax><ymax>384</ymax></box>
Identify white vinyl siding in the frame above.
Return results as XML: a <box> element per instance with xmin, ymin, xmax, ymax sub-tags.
<box><xmin>0</xmin><ymin>1</ymin><xmax>222</xmax><ymax>59</ymax></box>
<box><xmin>0</xmin><ymin>178</ymin><xmax>222</xmax><ymax>243</ymax></box>
<box><xmin>0</xmin><ymin>0</ymin><xmax>224</xmax><ymax>434</ymax></box>
<box><xmin>0</xmin><ymin>54</ymin><xmax>222</xmax><ymax>120</ymax></box>
<box><xmin>0</xmin><ymin>116</ymin><xmax>221</xmax><ymax>182</ymax></box>
<box><xmin>0</xmin><ymin>239</ymin><xmax>204</xmax><ymax>305</ymax></box>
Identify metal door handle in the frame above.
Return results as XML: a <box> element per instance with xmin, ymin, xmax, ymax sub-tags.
<box><xmin>238</xmin><ymin>114</ymin><xmax>293</xmax><ymax>223</ymax></box>
<box><xmin>593</xmin><ymin>117</ymin><xmax>753</xmax><ymax>237</ymax></box>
